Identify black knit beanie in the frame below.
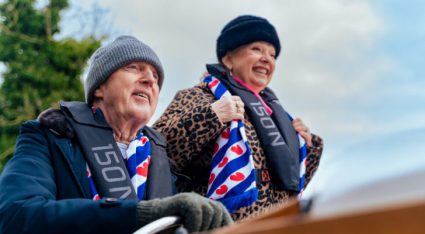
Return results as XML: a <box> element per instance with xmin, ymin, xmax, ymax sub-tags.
<box><xmin>85</xmin><ymin>35</ymin><xmax>164</xmax><ymax>105</ymax></box>
<box><xmin>216</xmin><ymin>15</ymin><xmax>281</xmax><ymax>62</ymax></box>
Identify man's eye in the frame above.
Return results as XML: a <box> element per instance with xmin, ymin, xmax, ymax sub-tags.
<box><xmin>127</xmin><ymin>64</ymin><xmax>138</xmax><ymax>70</ymax></box>
<box><xmin>153</xmin><ymin>73</ymin><xmax>159</xmax><ymax>80</ymax></box>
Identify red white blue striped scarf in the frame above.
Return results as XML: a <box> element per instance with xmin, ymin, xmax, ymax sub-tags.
<box><xmin>204</xmin><ymin>75</ymin><xmax>308</xmax><ymax>212</ymax></box>
<box><xmin>289</xmin><ymin>115</ymin><xmax>307</xmax><ymax>197</ymax></box>
<box><xmin>86</xmin><ymin>118</ymin><xmax>151</xmax><ymax>200</ymax></box>
<box><xmin>205</xmin><ymin>75</ymin><xmax>258</xmax><ymax>212</ymax></box>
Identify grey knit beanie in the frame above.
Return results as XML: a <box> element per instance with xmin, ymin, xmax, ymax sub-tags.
<box><xmin>85</xmin><ymin>35</ymin><xmax>164</xmax><ymax>105</ymax></box>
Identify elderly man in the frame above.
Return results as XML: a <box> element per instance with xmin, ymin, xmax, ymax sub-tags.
<box><xmin>0</xmin><ymin>36</ymin><xmax>232</xmax><ymax>234</ymax></box>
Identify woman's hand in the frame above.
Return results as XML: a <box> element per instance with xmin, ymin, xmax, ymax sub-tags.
<box><xmin>211</xmin><ymin>96</ymin><xmax>244</xmax><ymax>123</ymax></box>
<box><xmin>292</xmin><ymin>118</ymin><xmax>313</xmax><ymax>147</ymax></box>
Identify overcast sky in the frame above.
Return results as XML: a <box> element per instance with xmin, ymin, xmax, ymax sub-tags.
<box><xmin>54</xmin><ymin>0</ymin><xmax>425</xmax><ymax>198</ymax></box>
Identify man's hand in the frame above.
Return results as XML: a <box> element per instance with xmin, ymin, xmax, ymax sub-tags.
<box><xmin>137</xmin><ymin>193</ymin><xmax>233</xmax><ymax>233</ymax></box>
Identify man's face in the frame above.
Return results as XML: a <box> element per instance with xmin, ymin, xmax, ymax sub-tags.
<box><xmin>94</xmin><ymin>62</ymin><xmax>160</xmax><ymax>126</ymax></box>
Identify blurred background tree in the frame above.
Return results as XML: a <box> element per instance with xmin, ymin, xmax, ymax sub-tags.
<box><xmin>0</xmin><ymin>0</ymin><xmax>102</xmax><ymax>172</ymax></box>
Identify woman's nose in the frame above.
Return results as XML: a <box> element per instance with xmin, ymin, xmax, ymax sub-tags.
<box><xmin>260</xmin><ymin>54</ymin><xmax>270</xmax><ymax>63</ymax></box>
<box><xmin>260</xmin><ymin>52</ymin><xmax>275</xmax><ymax>64</ymax></box>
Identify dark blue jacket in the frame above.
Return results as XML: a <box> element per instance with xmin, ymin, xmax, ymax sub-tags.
<box><xmin>0</xmin><ymin>107</ymin><xmax>174</xmax><ymax>234</ymax></box>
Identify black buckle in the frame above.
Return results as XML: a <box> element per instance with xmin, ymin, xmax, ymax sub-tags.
<box><xmin>256</xmin><ymin>169</ymin><xmax>271</xmax><ymax>184</ymax></box>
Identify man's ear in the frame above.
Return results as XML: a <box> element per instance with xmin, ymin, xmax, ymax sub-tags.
<box><xmin>94</xmin><ymin>87</ymin><xmax>104</xmax><ymax>99</ymax></box>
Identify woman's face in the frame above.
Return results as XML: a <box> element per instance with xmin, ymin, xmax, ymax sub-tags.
<box><xmin>222</xmin><ymin>41</ymin><xmax>276</xmax><ymax>93</ymax></box>
<box><xmin>94</xmin><ymin>62</ymin><xmax>159</xmax><ymax>126</ymax></box>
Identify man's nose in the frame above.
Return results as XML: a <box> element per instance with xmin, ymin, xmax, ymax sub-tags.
<box><xmin>139</xmin><ymin>69</ymin><xmax>157</xmax><ymax>85</ymax></box>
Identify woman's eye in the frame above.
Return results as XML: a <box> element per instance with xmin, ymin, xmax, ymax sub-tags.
<box><xmin>252</xmin><ymin>47</ymin><xmax>261</xmax><ymax>51</ymax></box>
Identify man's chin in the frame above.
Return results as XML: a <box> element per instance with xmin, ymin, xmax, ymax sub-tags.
<box><xmin>132</xmin><ymin>110</ymin><xmax>152</xmax><ymax>125</ymax></box>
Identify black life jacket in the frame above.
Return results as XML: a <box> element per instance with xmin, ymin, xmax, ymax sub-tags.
<box><xmin>60</xmin><ymin>101</ymin><xmax>174</xmax><ymax>200</ymax></box>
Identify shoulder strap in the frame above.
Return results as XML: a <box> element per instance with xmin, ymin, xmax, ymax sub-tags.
<box><xmin>143</xmin><ymin>126</ymin><xmax>175</xmax><ymax>199</ymax></box>
<box><xmin>206</xmin><ymin>64</ymin><xmax>300</xmax><ymax>192</ymax></box>
<box><xmin>60</xmin><ymin>101</ymin><xmax>138</xmax><ymax>199</ymax></box>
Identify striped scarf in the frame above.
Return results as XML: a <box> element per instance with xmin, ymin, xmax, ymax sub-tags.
<box><xmin>205</xmin><ymin>75</ymin><xmax>258</xmax><ymax>212</ymax></box>
<box><xmin>204</xmin><ymin>75</ymin><xmax>308</xmax><ymax>212</ymax></box>
<box><xmin>287</xmin><ymin>115</ymin><xmax>308</xmax><ymax>197</ymax></box>
<box><xmin>87</xmin><ymin>132</ymin><xmax>151</xmax><ymax>201</ymax></box>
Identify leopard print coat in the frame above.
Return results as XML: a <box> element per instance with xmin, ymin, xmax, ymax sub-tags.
<box><xmin>153</xmin><ymin>82</ymin><xmax>323</xmax><ymax>221</ymax></box>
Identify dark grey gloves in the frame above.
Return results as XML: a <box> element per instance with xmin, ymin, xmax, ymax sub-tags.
<box><xmin>137</xmin><ymin>193</ymin><xmax>233</xmax><ymax>233</ymax></box>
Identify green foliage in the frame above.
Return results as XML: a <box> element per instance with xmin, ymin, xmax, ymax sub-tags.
<box><xmin>0</xmin><ymin>0</ymin><xmax>102</xmax><ymax>172</ymax></box>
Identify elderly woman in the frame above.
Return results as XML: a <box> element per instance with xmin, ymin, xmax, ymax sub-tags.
<box><xmin>0</xmin><ymin>36</ymin><xmax>231</xmax><ymax>234</ymax></box>
<box><xmin>154</xmin><ymin>15</ymin><xmax>323</xmax><ymax>221</ymax></box>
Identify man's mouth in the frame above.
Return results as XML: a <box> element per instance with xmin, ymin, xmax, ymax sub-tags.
<box><xmin>134</xmin><ymin>92</ymin><xmax>149</xmax><ymax>101</ymax></box>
